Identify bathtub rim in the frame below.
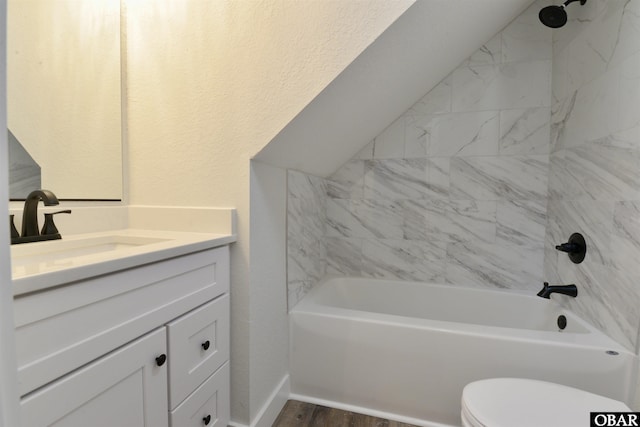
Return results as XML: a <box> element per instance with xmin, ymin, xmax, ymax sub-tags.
<box><xmin>292</xmin><ymin>275</ymin><xmax>633</xmax><ymax>355</ymax></box>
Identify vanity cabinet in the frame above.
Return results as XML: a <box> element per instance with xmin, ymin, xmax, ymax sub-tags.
<box><xmin>14</xmin><ymin>245</ymin><xmax>230</xmax><ymax>427</ymax></box>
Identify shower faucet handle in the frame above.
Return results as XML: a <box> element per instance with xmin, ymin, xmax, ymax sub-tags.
<box><xmin>555</xmin><ymin>233</ymin><xmax>586</xmax><ymax>264</ymax></box>
<box><xmin>555</xmin><ymin>242</ymin><xmax>579</xmax><ymax>253</ymax></box>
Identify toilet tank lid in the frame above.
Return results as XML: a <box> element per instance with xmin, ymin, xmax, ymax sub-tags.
<box><xmin>462</xmin><ymin>378</ymin><xmax>630</xmax><ymax>427</ymax></box>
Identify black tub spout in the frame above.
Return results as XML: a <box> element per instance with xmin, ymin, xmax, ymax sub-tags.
<box><xmin>537</xmin><ymin>282</ymin><xmax>578</xmax><ymax>299</ymax></box>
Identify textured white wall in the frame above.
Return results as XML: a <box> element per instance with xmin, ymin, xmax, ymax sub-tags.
<box><xmin>124</xmin><ymin>1</ymin><xmax>412</xmax><ymax>424</ymax></box>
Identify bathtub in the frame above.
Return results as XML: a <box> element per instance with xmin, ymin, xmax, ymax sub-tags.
<box><xmin>289</xmin><ymin>277</ymin><xmax>638</xmax><ymax>427</ymax></box>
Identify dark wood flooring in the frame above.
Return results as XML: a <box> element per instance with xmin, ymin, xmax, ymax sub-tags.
<box><xmin>272</xmin><ymin>400</ymin><xmax>420</xmax><ymax>427</ymax></box>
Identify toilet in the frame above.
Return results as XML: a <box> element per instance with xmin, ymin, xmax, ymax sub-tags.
<box><xmin>461</xmin><ymin>378</ymin><xmax>631</xmax><ymax>427</ymax></box>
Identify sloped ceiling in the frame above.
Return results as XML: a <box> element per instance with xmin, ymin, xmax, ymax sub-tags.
<box><xmin>254</xmin><ymin>0</ymin><xmax>536</xmax><ymax>177</ymax></box>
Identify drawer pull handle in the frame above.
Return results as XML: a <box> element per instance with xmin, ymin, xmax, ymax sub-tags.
<box><xmin>202</xmin><ymin>340</ymin><xmax>211</xmax><ymax>351</ymax></box>
<box><xmin>203</xmin><ymin>414</ymin><xmax>212</xmax><ymax>425</ymax></box>
<box><xmin>155</xmin><ymin>354</ymin><xmax>167</xmax><ymax>366</ymax></box>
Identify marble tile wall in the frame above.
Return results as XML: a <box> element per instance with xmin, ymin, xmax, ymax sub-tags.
<box><xmin>544</xmin><ymin>0</ymin><xmax>640</xmax><ymax>351</ymax></box>
<box><xmin>324</xmin><ymin>1</ymin><xmax>552</xmax><ymax>291</ymax></box>
<box><xmin>287</xmin><ymin>170</ymin><xmax>327</xmax><ymax>308</ymax></box>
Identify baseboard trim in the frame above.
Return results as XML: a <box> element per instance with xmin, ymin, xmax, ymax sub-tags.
<box><xmin>252</xmin><ymin>375</ymin><xmax>290</xmax><ymax>427</ymax></box>
<box><xmin>229</xmin><ymin>375</ymin><xmax>290</xmax><ymax>427</ymax></box>
<box><xmin>288</xmin><ymin>393</ymin><xmax>455</xmax><ymax>427</ymax></box>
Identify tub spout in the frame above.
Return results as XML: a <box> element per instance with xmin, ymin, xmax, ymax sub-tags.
<box><xmin>537</xmin><ymin>282</ymin><xmax>578</xmax><ymax>299</ymax></box>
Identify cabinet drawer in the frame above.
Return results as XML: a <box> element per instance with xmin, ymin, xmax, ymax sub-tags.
<box><xmin>167</xmin><ymin>294</ymin><xmax>229</xmax><ymax>409</ymax></box>
<box><xmin>170</xmin><ymin>362</ymin><xmax>230</xmax><ymax>427</ymax></box>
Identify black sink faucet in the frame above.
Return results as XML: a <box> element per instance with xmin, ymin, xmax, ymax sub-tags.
<box><xmin>21</xmin><ymin>189</ymin><xmax>59</xmax><ymax>238</ymax></box>
<box><xmin>537</xmin><ymin>282</ymin><xmax>578</xmax><ymax>299</ymax></box>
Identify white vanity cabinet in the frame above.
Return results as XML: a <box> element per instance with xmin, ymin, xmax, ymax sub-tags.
<box><xmin>14</xmin><ymin>244</ymin><xmax>231</xmax><ymax>427</ymax></box>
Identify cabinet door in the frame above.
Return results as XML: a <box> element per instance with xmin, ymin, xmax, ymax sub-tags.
<box><xmin>21</xmin><ymin>328</ymin><xmax>168</xmax><ymax>427</ymax></box>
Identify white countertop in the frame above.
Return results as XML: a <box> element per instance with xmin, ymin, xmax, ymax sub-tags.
<box><xmin>11</xmin><ymin>229</ymin><xmax>236</xmax><ymax>296</ymax></box>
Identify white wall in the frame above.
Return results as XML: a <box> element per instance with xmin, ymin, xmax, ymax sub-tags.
<box><xmin>124</xmin><ymin>1</ymin><xmax>412</xmax><ymax>424</ymax></box>
<box><xmin>249</xmin><ymin>161</ymin><xmax>288</xmax><ymax>425</ymax></box>
<box><xmin>0</xmin><ymin>0</ymin><xmax>22</xmax><ymax>423</ymax></box>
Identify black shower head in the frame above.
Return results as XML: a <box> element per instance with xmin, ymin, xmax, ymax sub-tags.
<box><xmin>539</xmin><ymin>0</ymin><xmax>587</xmax><ymax>28</ymax></box>
<box><xmin>539</xmin><ymin>5</ymin><xmax>567</xmax><ymax>28</ymax></box>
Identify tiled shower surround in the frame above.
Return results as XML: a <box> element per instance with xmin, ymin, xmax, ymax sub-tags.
<box><xmin>287</xmin><ymin>1</ymin><xmax>552</xmax><ymax>308</ymax></box>
<box><xmin>544</xmin><ymin>0</ymin><xmax>640</xmax><ymax>350</ymax></box>
<box><xmin>288</xmin><ymin>0</ymin><xmax>640</xmax><ymax>352</ymax></box>
<box><xmin>287</xmin><ymin>170</ymin><xmax>327</xmax><ymax>306</ymax></box>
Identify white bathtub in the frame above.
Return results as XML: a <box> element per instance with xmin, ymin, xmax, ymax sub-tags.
<box><xmin>289</xmin><ymin>277</ymin><xmax>638</xmax><ymax>427</ymax></box>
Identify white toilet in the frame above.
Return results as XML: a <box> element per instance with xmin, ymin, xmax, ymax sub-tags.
<box><xmin>461</xmin><ymin>378</ymin><xmax>631</xmax><ymax>427</ymax></box>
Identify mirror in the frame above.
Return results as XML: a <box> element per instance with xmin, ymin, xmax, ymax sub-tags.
<box><xmin>7</xmin><ymin>0</ymin><xmax>123</xmax><ymax>200</ymax></box>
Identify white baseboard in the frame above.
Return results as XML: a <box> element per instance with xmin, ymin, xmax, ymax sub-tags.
<box><xmin>229</xmin><ymin>375</ymin><xmax>290</xmax><ymax>427</ymax></box>
<box><xmin>252</xmin><ymin>375</ymin><xmax>290</xmax><ymax>427</ymax></box>
<box><xmin>288</xmin><ymin>393</ymin><xmax>456</xmax><ymax>427</ymax></box>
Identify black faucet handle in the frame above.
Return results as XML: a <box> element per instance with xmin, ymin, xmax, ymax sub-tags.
<box><xmin>555</xmin><ymin>233</ymin><xmax>586</xmax><ymax>264</ymax></box>
<box><xmin>555</xmin><ymin>242</ymin><xmax>579</xmax><ymax>253</ymax></box>
<box><xmin>9</xmin><ymin>215</ymin><xmax>19</xmax><ymax>239</ymax></box>
<box><xmin>41</xmin><ymin>210</ymin><xmax>72</xmax><ymax>236</ymax></box>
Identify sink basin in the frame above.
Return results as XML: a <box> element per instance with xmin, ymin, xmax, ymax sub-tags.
<box><xmin>11</xmin><ymin>234</ymin><xmax>170</xmax><ymax>268</ymax></box>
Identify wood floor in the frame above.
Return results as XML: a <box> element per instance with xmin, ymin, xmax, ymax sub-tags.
<box><xmin>272</xmin><ymin>400</ymin><xmax>420</xmax><ymax>427</ymax></box>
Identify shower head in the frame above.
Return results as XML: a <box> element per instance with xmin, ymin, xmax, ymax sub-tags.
<box><xmin>539</xmin><ymin>0</ymin><xmax>587</xmax><ymax>28</ymax></box>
